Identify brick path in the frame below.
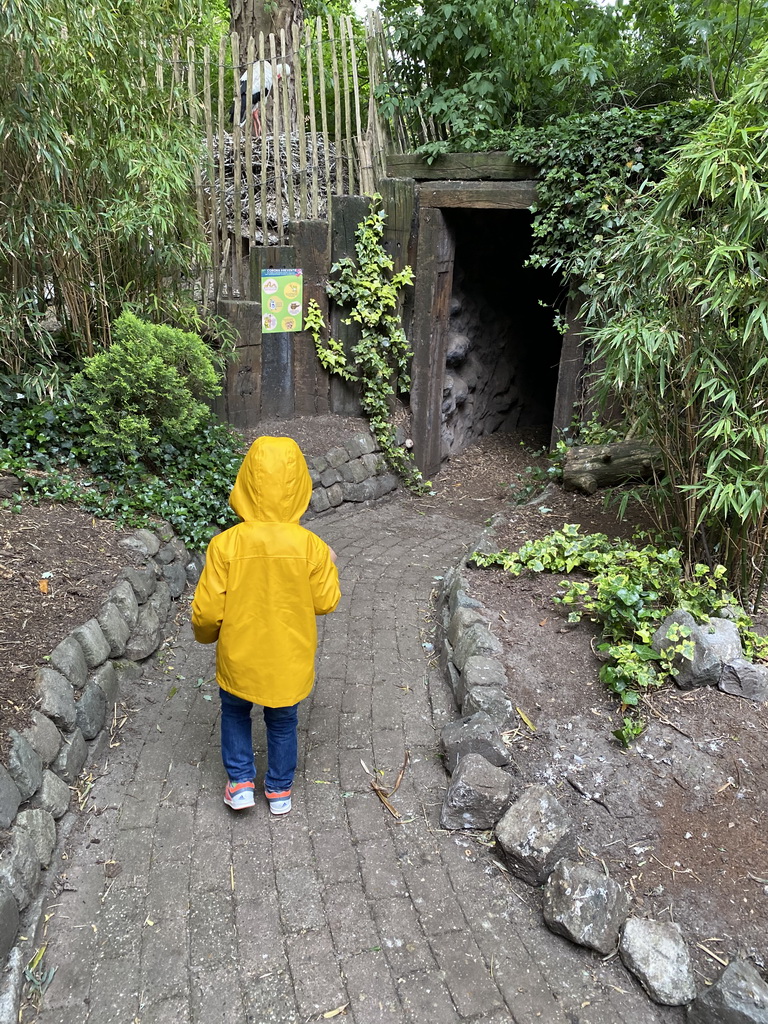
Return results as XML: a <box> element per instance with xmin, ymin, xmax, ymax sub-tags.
<box><xmin>30</xmin><ymin>498</ymin><xmax>677</xmax><ymax>1024</ymax></box>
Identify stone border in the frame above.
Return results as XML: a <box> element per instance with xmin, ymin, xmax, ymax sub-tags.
<box><xmin>305</xmin><ymin>432</ymin><xmax>399</xmax><ymax>515</ymax></box>
<box><xmin>0</xmin><ymin>524</ymin><xmax>202</xmax><ymax>999</ymax></box>
<box><xmin>433</xmin><ymin>531</ymin><xmax>768</xmax><ymax>1019</ymax></box>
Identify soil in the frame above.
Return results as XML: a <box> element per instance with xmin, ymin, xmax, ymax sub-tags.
<box><xmin>1</xmin><ymin>415</ymin><xmax>766</xmax><ymax>987</ymax></box>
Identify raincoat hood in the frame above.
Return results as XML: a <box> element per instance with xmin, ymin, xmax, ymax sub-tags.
<box><xmin>229</xmin><ymin>436</ymin><xmax>313</xmax><ymax>524</ymax></box>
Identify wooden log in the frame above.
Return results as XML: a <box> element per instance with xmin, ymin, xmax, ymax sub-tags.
<box><xmin>419</xmin><ymin>180</ymin><xmax>538</xmax><ymax>210</ymax></box>
<box><xmin>329</xmin><ymin>195</ymin><xmax>369</xmax><ymax>415</ymax></box>
<box><xmin>387</xmin><ymin>153</ymin><xmax>537</xmax><ymax>182</ymax></box>
<box><xmin>290</xmin><ymin>219</ymin><xmax>331</xmax><ymax>415</ymax></box>
<box><xmin>562</xmin><ymin>441</ymin><xmax>663</xmax><ymax>495</ymax></box>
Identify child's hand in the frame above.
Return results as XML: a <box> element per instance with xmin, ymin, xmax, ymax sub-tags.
<box><xmin>329</xmin><ymin>545</ymin><xmax>337</xmax><ymax>564</ymax></box>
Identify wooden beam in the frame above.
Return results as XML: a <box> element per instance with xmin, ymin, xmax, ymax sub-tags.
<box><xmin>419</xmin><ymin>180</ymin><xmax>538</xmax><ymax>209</ymax></box>
<box><xmin>550</xmin><ymin>289</ymin><xmax>586</xmax><ymax>450</ymax></box>
<box><xmin>387</xmin><ymin>153</ymin><xmax>537</xmax><ymax>182</ymax></box>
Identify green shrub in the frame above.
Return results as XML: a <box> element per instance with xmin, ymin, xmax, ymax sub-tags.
<box><xmin>74</xmin><ymin>311</ymin><xmax>221</xmax><ymax>461</ymax></box>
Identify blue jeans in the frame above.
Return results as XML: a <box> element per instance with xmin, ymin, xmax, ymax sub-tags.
<box><xmin>219</xmin><ymin>688</ymin><xmax>299</xmax><ymax>792</ymax></box>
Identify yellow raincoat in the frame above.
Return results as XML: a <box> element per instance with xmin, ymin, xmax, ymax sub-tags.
<box><xmin>191</xmin><ymin>436</ymin><xmax>340</xmax><ymax>707</ymax></box>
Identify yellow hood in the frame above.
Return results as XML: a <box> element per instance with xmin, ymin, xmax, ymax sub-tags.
<box><xmin>229</xmin><ymin>436</ymin><xmax>313</xmax><ymax>523</ymax></box>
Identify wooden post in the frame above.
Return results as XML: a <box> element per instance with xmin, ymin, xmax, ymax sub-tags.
<box><xmin>329</xmin><ymin>195</ymin><xmax>369</xmax><ymax>415</ymax></box>
<box><xmin>217</xmin><ymin>298</ymin><xmax>263</xmax><ymax>431</ymax></box>
<box><xmin>253</xmin><ymin>246</ymin><xmax>296</xmax><ymax>419</ymax></box>
<box><xmin>410</xmin><ymin>206</ymin><xmax>455</xmax><ymax>478</ymax></box>
<box><xmin>291</xmin><ymin>220</ymin><xmax>332</xmax><ymax>414</ymax></box>
<box><xmin>550</xmin><ymin>288</ymin><xmax>587</xmax><ymax>449</ymax></box>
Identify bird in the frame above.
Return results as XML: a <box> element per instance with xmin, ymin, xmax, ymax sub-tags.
<box><xmin>228</xmin><ymin>61</ymin><xmax>290</xmax><ymax>136</ymax></box>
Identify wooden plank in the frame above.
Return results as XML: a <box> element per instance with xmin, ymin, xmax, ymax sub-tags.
<box><xmin>292</xmin><ymin>23</ymin><xmax>308</xmax><ymax>221</ymax></box>
<box><xmin>419</xmin><ymin>180</ymin><xmax>538</xmax><ymax>209</ymax></box>
<box><xmin>217</xmin><ymin>299</ymin><xmax>263</xmax><ymax>431</ymax></box>
<box><xmin>409</xmin><ymin>207</ymin><xmax>455</xmax><ymax>478</ymax></box>
<box><xmin>259</xmin><ymin>33</ymin><xmax>269</xmax><ymax>247</ymax></box>
<box><xmin>550</xmin><ymin>289</ymin><xmax>587</xmax><ymax>450</ymax></box>
<box><xmin>389</xmin><ymin>153</ymin><xmax>538</xmax><ymax>182</ymax></box>
<box><xmin>329</xmin><ymin>195</ymin><xmax>369</xmax><ymax>415</ymax></box>
<box><xmin>327</xmin><ymin>16</ymin><xmax>343</xmax><ymax>196</ymax></box>
<box><xmin>217</xmin><ymin>35</ymin><xmax>229</xmax><ymax>295</ymax></box>
<box><xmin>268</xmin><ymin>38</ymin><xmax>285</xmax><ymax>244</ymax></box>
<box><xmin>378</xmin><ymin>178</ymin><xmax>417</xmax><ymax>344</ymax></box>
<box><xmin>339</xmin><ymin>17</ymin><xmax>354</xmax><ymax>194</ymax></box>
<box><xmin>244</xmin><ymin>36</ymin><xmax>256</xmax><ymax>248</ymax></box>
<box><xmin>255</xmin><ymin>245</ymin><xmax>296</xmax><ymax>419</ymax></box>
<box><xmin>290</xmin><ymin>220</ymin><xmax>332</xmax><ymax>415</ymax></box>
<box><xmin>230</xmin><ymin>32</ymin><xmax>244</xmax><ymax>291</ymax></box>
<box><xmin>316</xmin><ymin>18</ymin><xmax>332</xmax><ymax>205</ymax></box>
<box><xmin>279</xmin><ymin>29</ymin><xmax>295</xmax><ymax>226</ymax></box>
<box><xmin>304</xmin><ymin>24</ymin><xmax>320</xmax><ymax>219</ymax></box>
<box><xmin>203</xmin><ymin>44</ymin><xmax>221</xmax><ymax>304</ymax></box>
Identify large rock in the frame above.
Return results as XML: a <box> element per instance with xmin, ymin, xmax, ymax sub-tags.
<box><xmin>0</xmin><ymin>766</ymin><xmax>22</xmax><ymax>829</ymax></box>
<box><xmin>120</xmin><ymin>566</ymin><xmax>156</xmax><ymax>604</ymax></box>
<box><xmin>108</xmin><ymin>579</ymin><xmax>140</xmax><ymax>629</ymax></box>
<box><xmin>439</xmin><ymin>754</ymin><xmax>514</xmax><ymax>830</ymax></box>
<box><xmin>441</xmin><ymin>712</ymin><xmax>510</xmax><ymax>774</ymax></box>
<box><xmin>35</xmin><ymin>666</ymin><xmax>76</xmax><ymax>732</ymax></box>
<box><xmin>453</xmin><ymin>623</ymin><xmax>503</xmax><ymax>672</ymax></box>
<box><xmin>20</xmin><ymin>711</ymin><xmax>61</xmax><ymax>767</ymax></box>
<box><xmin>719</xmin><ymin>660</ymin><xmax>768</xmax><ymax>703</ymax></box>
<box><xmin>0</xmin><ymin>828</ymin><xmax>41</xmax><ymax>910</ymax></box>
<box><xmin>75</xmin><ymin>681</ymin><xmax>108</xmax><ymax>740</ymax></box>
<box><xmin>620</xmin><ymin>918</ymin><xmax>696</xmax><ymax>1005</ymax></box>
<box><xmin>49</xmin><ymin>634</ymin><xmax>88</xmax><ymax>689</ymax></box>
<box><xmin>7</xmin><ymin>729</ymin><xmax>43</xmax><ymax>801</ymax></box>
<box><xmin>118</xmin><ymin>528</ymin><xmax>160</xmax><ymax>557</ymax></box>
<box><xmin>52</xmin><ymin>728</ymin><xmax>88</xmax><ymax>784</ymax></box>
<box><xmin>71</xmin><ymin>618</ymin><xmax>111</xmax><ymax>669</ymax></box>
<box><xmin>495</xmin><ymin>785</ymin><xmax>576</xmax><ymax>886</ymax></box>
<box><xmin>125</xmin><ymin>602</ymin><xmax>162</xmax><ymax>660</ymax></box>
<box><xmin>161</xmin><ymin>561</ymin><xmax>187</xmax><ymax>600</ymax></box>
<box><xmin>462</xmin><ymin>686</ymin><xmax>514</xmax><ymax>728</ymax></box>
<box><xmin>652</xmin><ymin>610</ymin><xmax>741</xmax><ymax>690</ymax></box>
<box><xmin>92</xmin><ymin>661</ymin><xmax>119</xmax><ymax>705</ymax></box>
<box><xmin>97</xmin><ymin>600</ymin><xmax>131</xmax><ymax>657</ymax></box>
<box><xmin>30</xmin><ymin>770</ymin><xmax>71</xmax><ymax>819</ymax></box>
<box><xmin>148</xmin><ymin>579</ymin><xmax>172</xmax><ymax>625</ymax></box>
<box><xmin>687</xmin><ymin>960</ymin><xmax>768</xmax><ymax>1024</ymax></box>
<box><xmin>16</xmin><ymin>808</ymin><xmax>57</xmax><ymax>868</ymax></box>
<box><xmin>543</xmin><ymin>859</ymin><xmax>631</xmax><ymax>955</ymax></box>
<box><xmin>0</xmin><ymin>879</ymin><xmax>19</xmax><ymax>961</ymax></box>
<box><xmin>447</xmin><ymin>607</ymin><xmax>487</xmax><ymax>649</ymax></box>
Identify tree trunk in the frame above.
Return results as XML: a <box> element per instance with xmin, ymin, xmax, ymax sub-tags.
<box><xmin>230</xmin><ymin>0</ymin><xmax>304</xmax><ymax>64</ymax></box>
<box><xmin>562</xmin><ymin>441</ymin><xmax>663</xmax><ymax>495</ymax></box>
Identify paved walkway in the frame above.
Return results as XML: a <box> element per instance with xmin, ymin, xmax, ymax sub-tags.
<box><xmin>30</xmin><ymin>498</ymin><xmax>675</xmax><ymax>1024</ymax></box>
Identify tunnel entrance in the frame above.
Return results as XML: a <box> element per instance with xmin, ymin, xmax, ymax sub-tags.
<box><xmin>439</xmin><ymin>208</ymin><xmax>565</xmax><ymax>461</ymax></box>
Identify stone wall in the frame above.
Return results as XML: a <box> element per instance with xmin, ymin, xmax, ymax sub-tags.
<box><xmin>306</xmin><ymin>432</ymin><xmax>399</xmax><ymax>514</ymax></box>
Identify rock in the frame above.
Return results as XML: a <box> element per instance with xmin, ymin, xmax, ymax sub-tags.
<box><xmin>7</xmin><ymin>730</ymin><xmax>43</xmax><ymax>801</ymax></box>
<box><xmin>108</xmin><ymin>579</ymin><xmax>140</xmax><ymax>629</ymax></box>
<box><xmin>543</xmin><ymin>859</ymin><xmax>631</xmax><ymax>955</ymax></box>
<box><xmin>92</xmin><ymin>661</ymin><xmax>119</xmax><ymax>705</ymax></box>
<box><xmin>453</xmin><ymin>623</ymin><xmax>502</xmax><ymax>672</ymax></box>
<box><xmin>75</xmin><ymin>682</ymin><xmax>108</xmax><ymax>740</ymax></box>
<box><xmin>52</xmin><ymin>729</ymin><xmax>88</xmax><ymax>784</ymax></box>
<box><xmin>310</xmin><ymin>488</ymin><xmax>331</xmax><ymax>514</ymax></box>
<box><xmin>125</xmin><ymin>602</ymin><xmax>162</xmax><ymax>660</ymax></box>
<box><xmin>97</xmin><ymin>600</ymin><xmax>130</xmax><ymax>657</ymax></box>
<box><xmin>120</xmin><ymin>566</ymin><xmax>157</xmax><ymax>604</ymax></box>
<box><xmin>154</xmin><ymin>542</ymin><xmax>176</xmax><ymax>565</ymax></box>
<box><xmin>118</xmin><ymin>528</ymin><xmax>160</xmax><ymax>557</ymax></box>
<box><xmin>341</xmin><ymin>481</ymin><xmax>376</xmax><ymax>503</ymax></box>
<box><xmin>326</xmin><ymin>483</ymin><xmax>344</xmax><ymax>507</ymax></box>
<box><xmin>340</xmin><ymin>458</ymin><xmax>370</xmax><ymax>484</ymax></box>
<box><xmin>113</xmin><ymin>659</ymin><xmax>143</xmax><ymax>688</ymax></box>
<box><xmin>495</xmin><ymin>785</ymin><xmax>577</xmax><ymax>886</ymax></box>
<box><xmin>652</xmin><ymin>610</ymin><xmax>721</xmax><ymax>689</ymax></box>
<box><xmin>20</xmin><ymin>712</ymin><xmax>61</xmax><ymax>767</ymax></box>
<box><xmin>719</xmin><ymin>660</ymin><xmax>768</xmax><ymax>703</ymax></box>
<box><xmin>361</xmin><ymin>453</ymin><xmax>382</xmax><ymax>475</ymax></box>
<box><xmin>0</xmin><ymin>879</ymin><xmax>19</xmax><ymax>961</ymax></box>
<box><xmin>0</xmin><ymin>766</ymin><xmax>22</xmax><ymax>830</ymax></box>
<box><xmin>462</xmin><ymin>655</ymin><xmax>507</xmax><ymax>695</ymax></box>
<box><xmin>687</xmin><ymin>960</ymin><xmax>768</xmax><ymax>1024</ymax></box>
<box><xmin>326</xmin><ymin>446</ymin><xmax>350</xmax><ymax>469</ymax></box>
<box><xmin>704</xmin><ymin>617</ymin><xmax>743</xmax><ymax>663</ymax></box>
<box><xmin>149</xmin><ymin>579</ymin><xmax>172</xmax><ymax>624</ymax></box>
<box><xmin>446</xmin><ymin>331</ymin><xmax>471</xmax><ymax>366</ymax></box>
<box><xmin>0</xmin><ymin>828</ymin><xmax>40</xmax><ymax>910</ymax></box>
<box><xmin>49</xmin><ymin>635</ymin><xmax>88</xmax><ymax>689</ymax></box>
<box><xmin>185</xmin><ymin>555</ymin><xmax>205</xmax><ymax>585</ymax></box>
<box><xmin>35</xmin><ymin>667</ymin><xmax>76</xmax><ymax>732</ymax></box>
<box><xmin>439</xmin><ymin>753</ymin><xmax>514</xmax><ymax>830</ymax></box>
<box><xmin>462</xmin><ymin>686</ymin><xmax>514</xmax><ymax>728</ymax></box>
<box><xmin>16</xmin><ymin>808</ymin><xmax>57</xmax><ymax>868</ymax></box>
<box><xmin>620</xmin><ymin>918</ymin><xmax>696</xmax><ymax>1005</ymax></box>
<box><xmin>71</xmin><ymin>618</ymin><xmax>111</xmax><ymax>669</ymax></box>
<box><xmin>345</xmin><ymin>433</ymin><xmax>377</xmax><ymax>458</ymax></box>
<box><xmin>447</xmin><ymin>574</ymin><xmax>482</xmax><ymax>618</ymax></box>
<box><xmin>161</xmin><ymin>561</ymin><xmax>187</xmax><ymax>599</ymax></box>
<box><xmin>440</xmin><ymin>712</ymin><xmax>510</xmax><ymax>774</ymax></box>
<box><xmin>0</xmin><ymin>473</ymin><xmax>22</xmax><ymax>498</ymax></box>
<box><xmin>447</xmin><ymin>607</ymin><xmax>487</xmax><ymax>649</ymax></box>
<box><xmin>320</xmin><ymin>466</ymin><xmax>341</xmax><ymax>487</ymax></box>
<box><xmin>372</xmin><ymin>473</ymin><xmax>398</xmax><ymax>498</ymax></box>
<box><xmin>30</xmin><ymin>770</ymin><xmax>71</xmax><ymax>819</ymax></box>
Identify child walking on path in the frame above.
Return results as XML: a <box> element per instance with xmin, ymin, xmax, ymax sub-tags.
<box><xmin>191</xmin><ymin>436</ymin><xmax>340</xmax><ymax>815</ymax></box>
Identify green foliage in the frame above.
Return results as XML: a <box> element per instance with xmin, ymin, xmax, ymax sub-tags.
<box><xmin>472</xmin><ymin>524</ymin><xmax>766</xmax><ymax>738</ymax></box>
<box><xmin>0</xmin><ymin>397</ymin><xmax>242</xmax><ymax>550</ymax></box>
<box><xmin>73</xmin><ymin>312</ymin><xmax>222</xmax><ymax>461</ymax></box>
<box><xmin>582</xmin><ymin>44</ymin><xmax>768</xmax><ymax>607</ymax></box>
<box><xmin>0</xmin><ymin>0</ymin><xmax>224</xmax><ymax>383</ymax></box>
<box><xmin>307</xmin><ymin>197</ymin><xmax>429</xmax><ymax>492</ymax></box>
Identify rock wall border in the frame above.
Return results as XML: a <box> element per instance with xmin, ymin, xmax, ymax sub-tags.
<box><xmin>433</xmin><ymin>532</ymin><xmax>768</xmax><ymax>1020</ymax></box>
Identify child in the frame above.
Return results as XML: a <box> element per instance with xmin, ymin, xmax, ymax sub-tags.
<box><xmin>191</xmin><ymin>436</ymin><xmax>340</xmax><ymax>815</ymax></box>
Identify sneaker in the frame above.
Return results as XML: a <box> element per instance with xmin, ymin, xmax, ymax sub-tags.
<box><xmin>224</xmin><ymin>780</ymin><xmax>255</xmax><ymax>810</ymax></box>
<box><xmin>265</xmin><ymin>789</ymin><xmax>292</xmax><ymax>815</ymax></box>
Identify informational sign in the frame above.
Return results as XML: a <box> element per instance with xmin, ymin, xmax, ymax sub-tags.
<box><xmin>261</xmin><ymin>268</ymin><xmax>303</xmax><ymax>333</ymax></box>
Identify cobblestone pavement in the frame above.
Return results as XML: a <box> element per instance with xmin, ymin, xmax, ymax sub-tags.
<box><xmin>28</xmin><ymin>498</ymin><xmax>676</xmax><ymax>1024</ymax></box>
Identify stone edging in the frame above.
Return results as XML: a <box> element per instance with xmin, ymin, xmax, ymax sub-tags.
<box><xmin>0</xmin><ymin>524</ymin><xmax>202</xmax><ymax>993</ymax></box>
<box><xmin>305</xmin><ymin>432</ymin><xmax>398</xmax><ymax>515</ymax></box>
<box><xmin>434</xmin><ymin>532</ymin><xmax>768</xmax><ymax>1019</ymax></box>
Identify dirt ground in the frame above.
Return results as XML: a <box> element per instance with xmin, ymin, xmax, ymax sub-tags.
<box><xmin>1</xmin><ymin>417</ymin><xmax>766</xmax><ymax>987</ymax></box>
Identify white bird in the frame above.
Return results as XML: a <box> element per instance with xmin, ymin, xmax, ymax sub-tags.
<box><xmin>228</xmin><ymin>61</ymin><xmax>290</xmax><ymax>136</ymax></box>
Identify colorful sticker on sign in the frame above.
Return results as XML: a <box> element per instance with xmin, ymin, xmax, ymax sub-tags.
<box><xmin>261</xmin><ymin>269</ymin><xmax>303</xmax><ymax>332</ymax></box>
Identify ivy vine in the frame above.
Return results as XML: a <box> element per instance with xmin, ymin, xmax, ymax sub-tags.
<box><xmin>307</xmin><ymin>196</ymin><xmax>429</xmax><ymax>493</ymax></box>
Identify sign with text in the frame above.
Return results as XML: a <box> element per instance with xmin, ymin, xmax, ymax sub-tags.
<box><xmin>261</xmin><ymin>269</ymin><xmax>303</xmax><ymax>333</ymax></box>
